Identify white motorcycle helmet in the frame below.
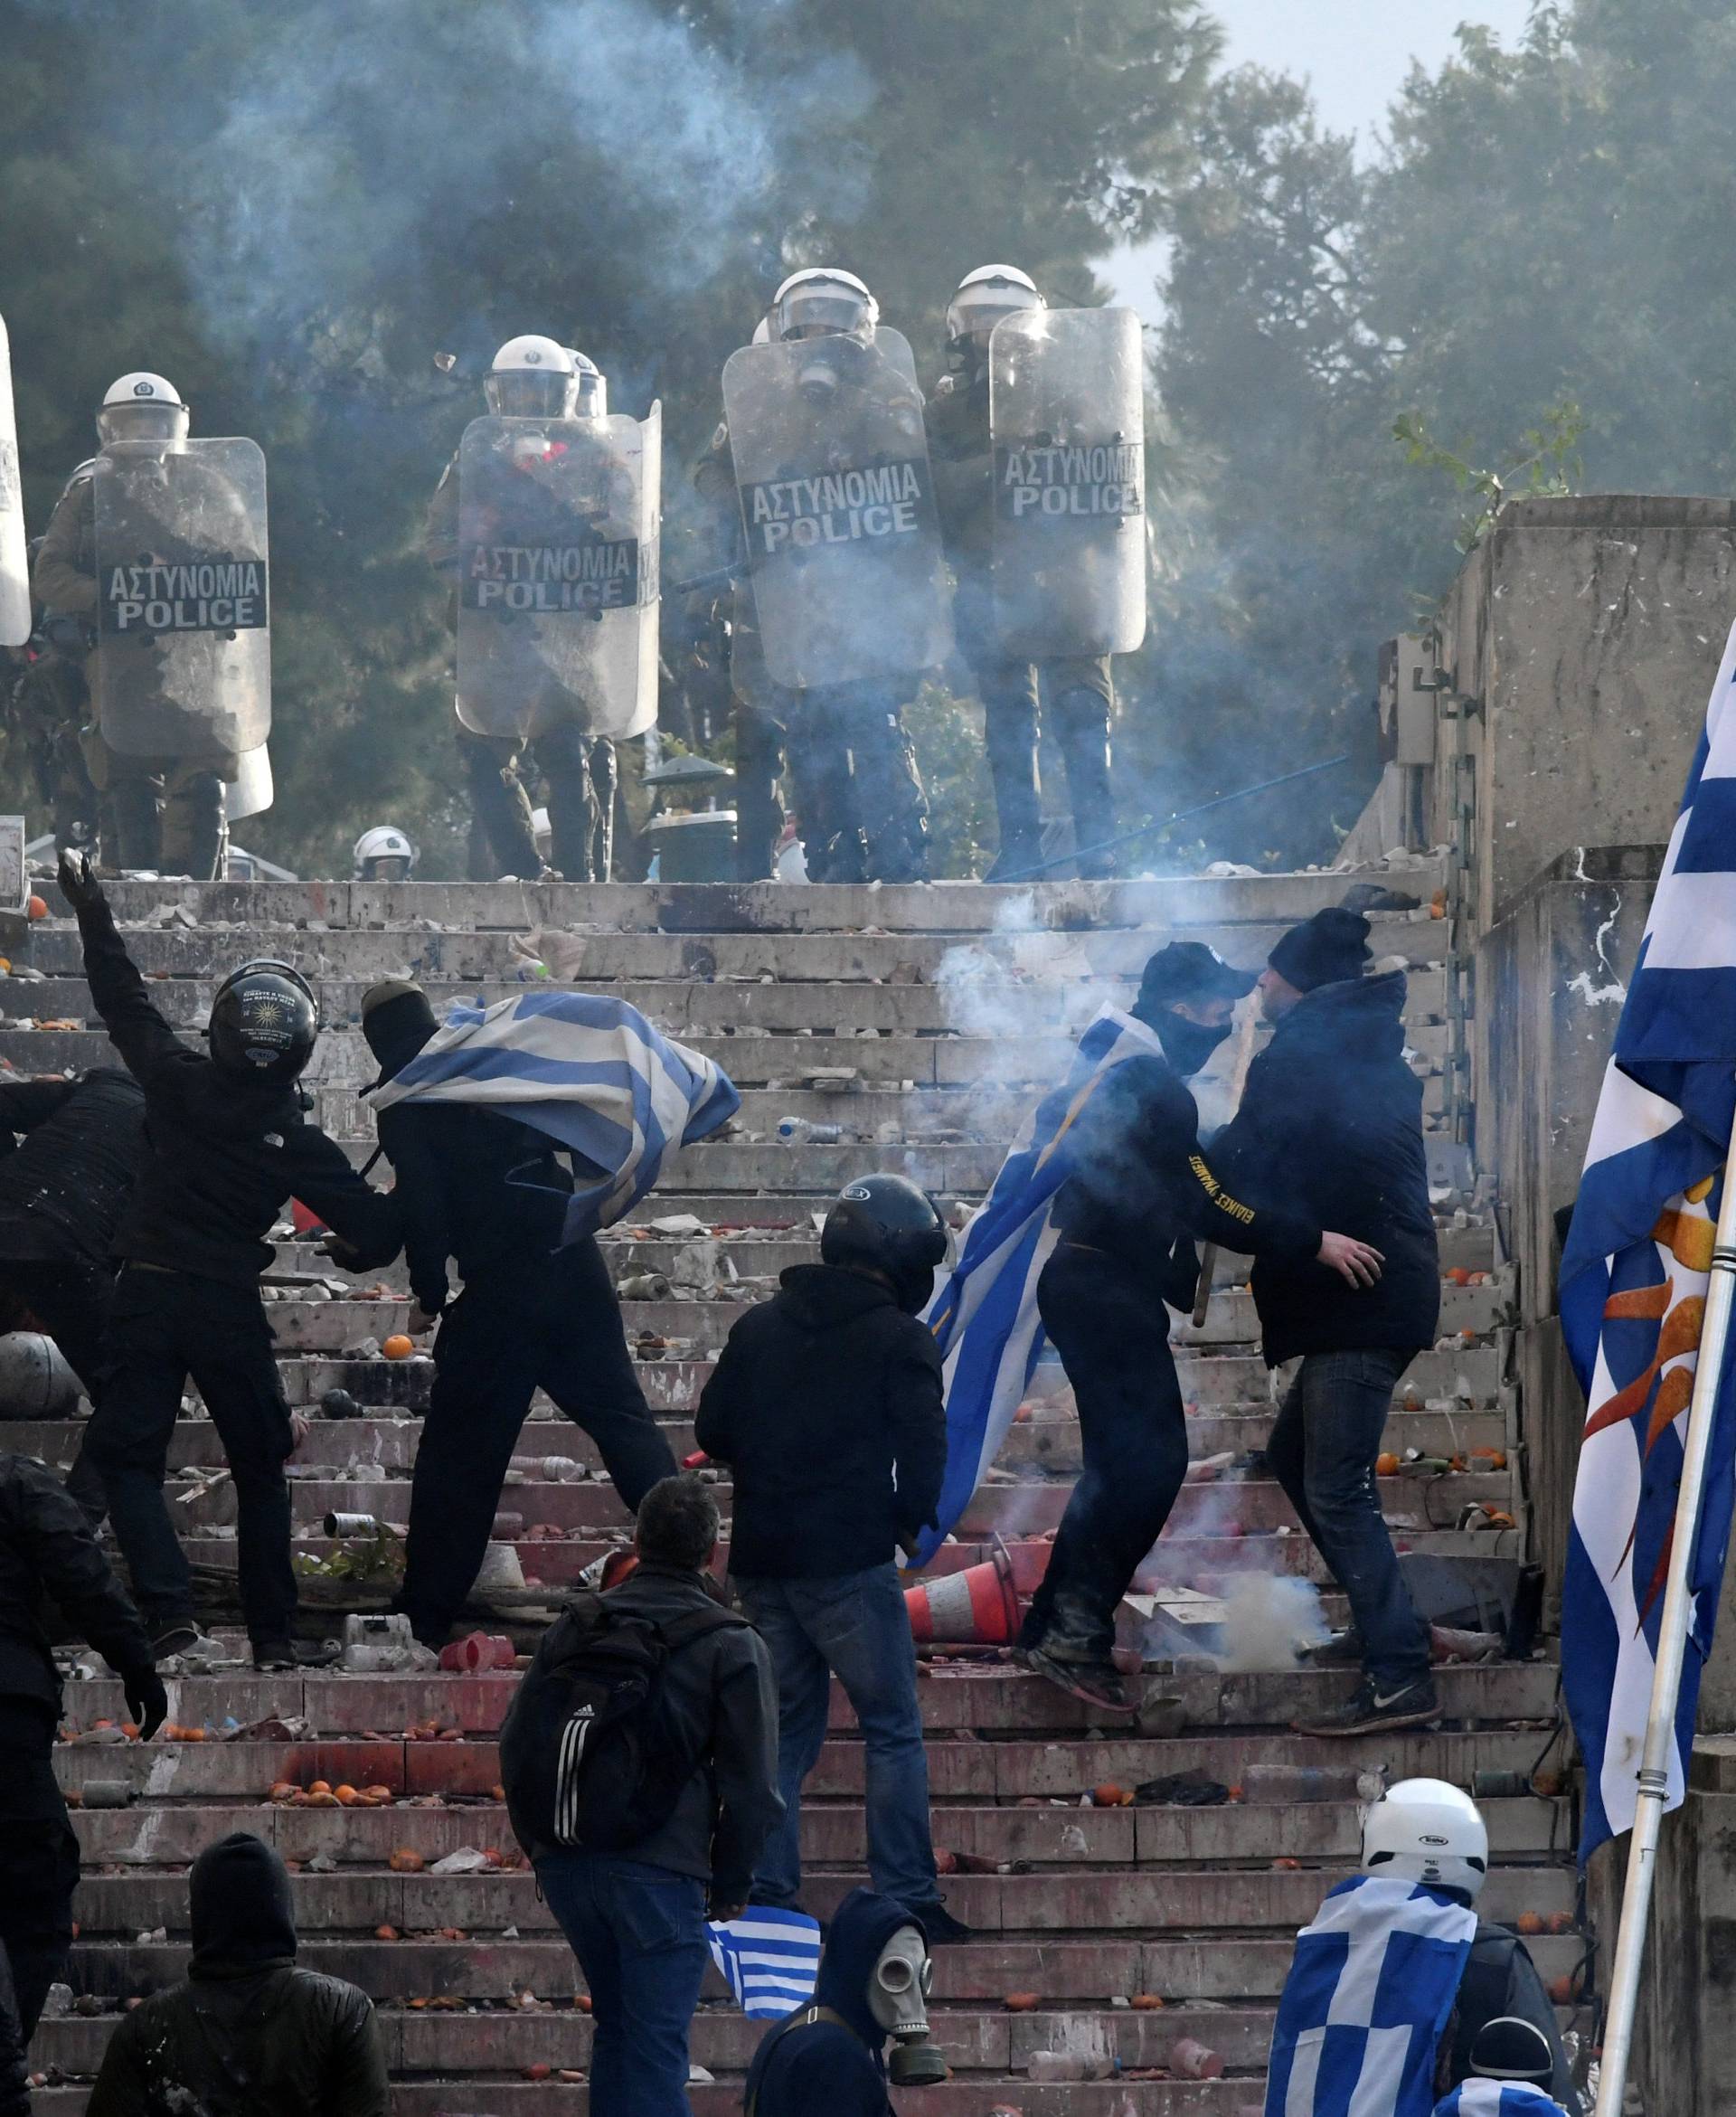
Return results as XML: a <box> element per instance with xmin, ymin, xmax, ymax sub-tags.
<box><xmin>353</xmin><ymin>826</ymin><xmax>418</xmax><ymax>882</ymax></box>
<box><xmin>772</xmin><ymin>268</ymin><xmax>878</xmax><ymax>344</ymax></box>
<box><xmin>1361</xmin><ymin>1777</ymin><xmax>1488</xmax><ymax>1902</ymax></box>
<box><xmin>97</xmin><ymin>373</ymin><xmax>191</xmax><ymax>447</ymax></box>
<box><xmin>566</xmin><ymin>349</ymin><xmax>608</xmax><ymax>420</ymax></box>
<box><xmin>947</xmin><ymin>264</ymin><xmax>1045</xmax><ymax>351</ymax></box>
<box><xmin>0</xmin><ymin>1332</ymin><xmax>81</xmax><ymax>1420</ymax></box>
<box><xmin>484</xmin><ymin>336</ymin><xmax>579</xmax><ymax>419</ymax></box>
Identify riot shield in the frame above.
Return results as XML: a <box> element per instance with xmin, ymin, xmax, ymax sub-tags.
<box><xmin>93</xmin><ymin>437</ymin><xmax>270</xmax><ymax>761</ymax></box>
<box><xmin>0</xmin><ymin>314</ymin><xmax>30</xmax><ymax>647</ymax></box>
<box><xmin>722</xmin><ymin>326</ymin><xmax>952</xmax><ymax>691</ymax></box>
<box><xmin>989</xmin><ymin>307</ymin><xmax>1146</xmax><ymax>659</ymax></box>
<box><xmin>457</xmin><ymin>412</ymin><xmax>654</xmax><ymax>741</ymax></box>
<box><xmin>227</xmin><ymin>742</ymin><xmax>273</xmax><ymax>821</ymax></box>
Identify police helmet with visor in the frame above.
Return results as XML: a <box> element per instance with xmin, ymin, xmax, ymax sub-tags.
<box><xmin>484</xmin><ymin>336</ymin><xmax>579</xmax><ymax>420</ymax></box>
<box><xmin>772</xmin><ymin>268</ymin><xmax>878</xmax><ymax>344</ymax></box>
<box><xmin>946</xmin><ymin>265</ymin><xmax>1045</xmax><ymax>352</ymax></box>
<box><xmin>97</xmin><ymin>373</ymin><xmax>191</xmax><ymax>448</ymax></box>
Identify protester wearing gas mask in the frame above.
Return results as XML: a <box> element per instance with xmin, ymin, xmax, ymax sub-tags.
<box><xmin>694</xmin><ymin>1177</ymin><xmax>967</xmax><ymax>1942</ymax></box>
<box><xmin>1016</xmin><ymin>941</ymin><xmax>1383</xmax><ymax>1714</ymax></box>
<box><xmin>743</xmin><ymin>1887</ymin><xmax>947</xmax><ymax>2113</ymax></box>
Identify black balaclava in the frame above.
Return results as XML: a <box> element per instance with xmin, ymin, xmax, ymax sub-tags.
<box><xmin>360</xmin><ymin>979</ymin><xmax>439</xmax><ymax>1084</ymax></box>
<box><xmin>1268</xmin><ymin>906</ymin><xmax>1373</xmax><ymax>994</ymax></box>
<box><xmin>1130</xmin><ymin>941</ymin><xmax>1254</xmax><ymax>1080</ymax></box>
<box><xmin>189</xmin><ymin>1832</ymin><xmax>297</xmax><ymax>1978</ymax></box>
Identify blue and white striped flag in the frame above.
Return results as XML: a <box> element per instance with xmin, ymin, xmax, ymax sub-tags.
<box><xmin>911</xmin><ymin>1005</ymin><xmax>1168</xmax><ymax>1565</ymax></box>
<box><xmin>368</xmin><ymin>989</ymin><xmax>739</xmax><ymax>1244</ymax></box>
<box><xmin>1561</xmin><ymin>620</ymin><xmax>1736</xmax><ymax>1860</ymax></box>
<box><xmin>1432</xmin><ymin>2086</ymin><xmax>1567</xmax><ymax>2115</ymax></box>
<box><xmin>706</xmin><ymin>1906</ymin><xmax>822</xmax><ymax>2018</ymax></box>
<box><xmin>1263</xmin><ymin>1876</ymin><xmax>1477</xmax><ymax>2117</ymax></box>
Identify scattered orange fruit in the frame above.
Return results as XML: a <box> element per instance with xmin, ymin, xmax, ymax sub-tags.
<box><xmin>524</xmin><ymin>2063</ymin><xmax>552</xmax><ymax>2082</ymax></box>
<box><xmin>1271</xmin><ymin>1857</ymin><xmax>1301</xmax><ymax>1870</ymax></box>
<box><xmin>382</xmin><ymin>1334</ymin><xmax>414</xmax><ymax>1360</ymax></box>
<box><xmin>574</xmin><ymin>1994</ymin><xmax>593</xmax><ymax>2014</ymax></box>
<box><xmin>1130</xmin><ymin>1993</ymin><xmax>1165</xmax><ymax>2011</ymax></box>
<box><xmin>1376</xmin><ymin>1452</ymin><xmax>1401</xmax><ymax>1478</ymax></box>
<box><xmin>25</xmin><ymin>896</ymin><xmax>46</xmax><ymax>921</ymax></box>
<box><xmin>1003</xmin><ymin>1992</ymin><xmax>1040</xmax><ymax>2012</ymax></box>
<box><xmin>1515</xmin><ymin>1911</ymin><xmax>1544</xmax><ymax>1935</ymax></box>
<box><xmin>1091</xmin><ymin>1783</ymin><xmax>1127</xmax><ymax>1808</ymax></box>
<box><xmin>1548</xmin><ymin>1911</ymin><xmax>1574</xmax><ymax>1934</ymax></box>
<box><xmin>375</xmin><ymin>1925</ymin><xmax>399</xmax><ymax>1942</ymax></box>
<box><xmin>389</xmin><ymin>1848</ymin><xmax>426</xmax><ymax>1873</ymax></box>
<box><xmin>307</xmin><ymin>1780</ymin><xmax>332</xmax><ymax>1796</ymax></box>
<box><xmin>335</xmin><ymin>1785</ymin><xmax>361</xmax><ymax>1805</ymax></box>
<box><xmin>269</xmin><ymin>1782</ymin><xmax>299</xmax><ymax>1804</ymax></box>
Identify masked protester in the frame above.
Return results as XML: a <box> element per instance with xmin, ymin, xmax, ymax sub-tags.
<box><xmin>694</xmin><ymin>1177</ymin><xmax>967</xmax><ymax>1941</ymax></box>
<box><xmin>32</xmin><ymin>374</ymin><xmax>255</xmax><ymax>879</ymax></box>
<box><xmin>58</xmin><ymin>852</ymin><xmax>401</xmax><ymax>1671</ymax></box>
<box><xmin>1015</xmin><ymin>941</ymin><xmax>1383</xmax><ymax>1714</ymax></box>
<box><xmin>927</xmin><ymin>265</ymin><xmax>1118</xmax><ymax>880</ymax></box>
<box><xmin>86</xmin><ymin>1832</ymin><xmax>389</xmax><ymax>2117</ymax></box>
<box><xmin>744</xmin><ymin>1887</ymin><xmax>948</xmax><ymax>2114</ymax></box>
<box><xmin>1265</xmin><ymin>1781</ymin><xmax>1579</xmax><ymax>2116</ymax></box>
<box><xmin>355</xmin><ymin>978</ymin><xmax>675</xmax><ymax>1649</ymax></box>
<box><xmin>1211</xmin><ymin>906</ymin><xmax>1442</xmax><ymax>1735</ymax></box>
<box><xmin>0</xmin><ymin>1451</ymin><xmax>164</xmax><ymax>2117</ymax></box>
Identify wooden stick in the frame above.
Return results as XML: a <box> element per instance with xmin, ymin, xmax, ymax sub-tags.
<box><xmin>1191</xmin><ymin>1002</ymin><xmax>1263</xmax><ymax>1328</ymax></box>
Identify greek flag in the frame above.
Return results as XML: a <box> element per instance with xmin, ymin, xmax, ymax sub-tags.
<box><xmin>1561</xmin><ymin>619</ymin><xmax>1736</xmax><ymax>1860</ymax></box>
<box><xmin>368</xmin><ymin>989</ymin><xmax>739</xmax><ymax>1243</ymax></box>
<box><xmin>1263</xmin><ymin>1876</ymin><xmax>1477</xmax><ymax>2117</ymax></box>
<box><xmin>911</xmin><ymin>1005</ymin><xmax>1167</xmax><ymax>1565</ymax></box>
<box><xmin>1432</xmin><ymin>2087</ymin><xmax>1567</xmax><ymax>2116</ymax></box>
<box><xmin>706</xmin><ymin>1906</ymin><xmax>822</xmax><ymax>2019</ymax></box>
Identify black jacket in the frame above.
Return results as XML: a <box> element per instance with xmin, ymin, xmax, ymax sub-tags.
<box><xmin>1212</xmin><ymin>972</ymin><xmax>1440</xmax><ymax>1366</ymax></box>
<box><xmin>370</xmin><ymin>1100</ymin><xmax>573</xmax><ymax>1316</ymax></box>
<box><xmin>695</xmin><ymin>1265</ymin><xmax>946</xmax><ymax>1579</ymax></box>
<box><xmin>1439</xmin><ymin>1919</ymin><xmax>1581</xmax><ymax>2112</ymax></box>
<box><xmin>523</xmin><ymin>1564</ymin><xmax>781</xmax><ymax>1899</ymax></box>
<box><xmin>0</xmin><ymin>1070</ymin><xmax>145</xmax><ymax>1265</ymax></box>
<box><xmin>744</xmin><ymin>1885</ymin><xmax>911</xmax><ymax>2117</ymax></box>
<box><xmin>1047</xmin><ymin>1047</ymin><xmax>1321</xmax><ymax>1304</ymax></box>
<box><xmin>75</xmin><ymin>897</ymin><xmax>401</xmax><ymax>1286</ymax></box>
<box><xmin>0</xmin><ymin>1451</ymin><xmax>154</xmax><ymax>1706</ymax></box>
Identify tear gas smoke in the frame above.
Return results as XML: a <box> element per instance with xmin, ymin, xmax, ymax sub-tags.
<box><xmin>1215</xmin><ymin>1573</ymin><xmax>1329</xmax><ymax>1673</ymax></box>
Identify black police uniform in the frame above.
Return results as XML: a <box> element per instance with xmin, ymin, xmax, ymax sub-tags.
<box><xmin>71</xmin><ymin>892</ymin><xmax>400</xmax><ymax>1654</ymax></box>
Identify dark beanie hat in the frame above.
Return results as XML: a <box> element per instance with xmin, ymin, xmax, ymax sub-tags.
<box><xmin>361</xmin><ymin>978</ymin><xmax>439</xmax><ymax>1082</ymax></box>
<box><xmin>1267</xmin><ymin>907</ymin><xmax>1372</xmax><ymax>994</ymax></box>
<box><xmin>189</xmin><ymin>1831</ymin><xmax>297</xmax><ymax>1977</ymax></box>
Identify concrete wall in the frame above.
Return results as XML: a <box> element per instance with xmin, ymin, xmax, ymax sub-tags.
<box><xmin>1435</xmin><ymin>496</ymin><xmax>1736</xmax><ymax>931</ymax></box>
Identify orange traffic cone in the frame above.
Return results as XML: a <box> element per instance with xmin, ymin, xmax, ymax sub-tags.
<box><xmin>904</xmin><ymin>1537</ymin><xmax>1021</xmax><ymax>1645</ymax></box>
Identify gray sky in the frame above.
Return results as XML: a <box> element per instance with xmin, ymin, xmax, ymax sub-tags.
<box><xmin>1108</xmin><ymin>0</ymin><xmax>1537</xmax><ymax>318</ymax></box>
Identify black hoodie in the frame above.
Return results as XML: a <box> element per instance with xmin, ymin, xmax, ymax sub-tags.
<box><xmin>694</xmin><ymin>1264</ymin><xmax>946</xmax><ymax>1578</ymax></box>
<box><xmin>1212</xmin><ymin>970</ymin><xmax>1440</xmax><ymax>1366</ymax></box>
<box><xmin>88</xmin><ymin>1833</ymin><xmax>389</xmax><ymax>2117</ymax></box>
<box><xmin>743</xmin><ymin>1886</ymin><xmax>915</xmax><ymax>2117</ymax></box>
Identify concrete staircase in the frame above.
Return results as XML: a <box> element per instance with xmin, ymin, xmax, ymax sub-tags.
<box><xmin>3</xmin><ymin>864</ymin><xmax>1582</xmax><ymax>2112</ymax></box>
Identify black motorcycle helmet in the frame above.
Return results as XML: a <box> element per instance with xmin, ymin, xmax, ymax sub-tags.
<box><xmin>207</xmin><ymin>959</ymin><xmax>319</xmax><ymax>1088</ymax></box>
<box><xmin>821</xmin><ymin>1174</ymin><xmax>950</xmax><ymax>1314</ymax></box>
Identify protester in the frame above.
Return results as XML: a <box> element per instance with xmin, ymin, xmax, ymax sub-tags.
<box><xmin>355</xmin><ymin>978</ymin><xmax>676</xmax><ymax>1648</ymax></box>
<box><xmin>86</xmin><ymin>1831</ymin><xmax>388</xmax><ymax>2117</ymax></box>
<box><xmin>1264</xmin><ymin>1780</ymin><xmax>1577</xmax><ymax>2117</ymax></box>
<box><xmin>1014</xmin><ymin>941</ymin><xmax>1382</xmax><ymax>1713</ymax></box>
<box><xmin>0</xmin><ymin>1450</ymin><xmax>164</xmax><ymax>2117</ymax></box>
<box><xmin>694</xmin><ymin>1175</ymin><xmax>967</xmax><ymax>1938</ymax></box>
<box><xmin>743</xmin><ymin>1886</ymin><xmax>947</xmax><ymax>2113</ymax></box>
<box><xmin>1431</xmin><ymin>2017</ymin><xmax>1572</xmax><ymax>2112</ymax></box>
<box><xmin>1212</xmin><ymin>905</ymin><xmax>1442</xmax><ymax>1734</ymax></box>
<box><xmin>503</xmin><ymin>1475</ymin><xmax>780</xmax><ymax>2117</ymax></box>
<box><xmin>59</xmin><ymin>852</ymin><xmax>401</xmax><ymax>1669</ymax></box>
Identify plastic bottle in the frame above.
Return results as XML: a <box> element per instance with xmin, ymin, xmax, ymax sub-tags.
<box><xmin>777</xmin><ymin>1116</ymin><xmax>843</xmax><ymax>1144</ymax></box>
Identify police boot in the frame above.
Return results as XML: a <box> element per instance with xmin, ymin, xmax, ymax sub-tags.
<box><xmin>109</xmin><ymin>778</ymin><xmax>163</xmax><ymax>872</ymax></box>
<box><xmin>461</xmin><ymin>732</ymin><xmax>542</xmax><ymax>879</ymax></box>
<box><xmin>733</xmin><ymin>703</ymin><xmax>787</xmax><ymax>881</ymax></box>
<box><xmin>983</xmin><ymin>700</ymin><xmax>1043</xmax><ymax>881</ymax></box>
<box><xmin>1054</xmin><ymin>686</ymin><xmax>1116</xmax><ymax>880</ymax></box>
<box><xmin>855</xmin><ymin>709</ymin><xmax>931</xmax><ymax>884</ymax></box>
<box><xmin>544</xmin><ymin>774</ymin><xmax>594</xmax><ymax>882</ymax></box>
<box><xmin>162</xmin><ymin>770</ymin><xmax>226</xmax><ymax>880</ymax></box>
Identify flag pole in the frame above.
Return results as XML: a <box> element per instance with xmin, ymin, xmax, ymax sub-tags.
<box><xmin>1594</xmin><ymin>1113</ymin><xmax>1736</xmax><ymax>2117</ymax></box>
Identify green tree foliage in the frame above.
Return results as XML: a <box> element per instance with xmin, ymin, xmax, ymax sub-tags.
<box><xmin>0</xmin><ymin>0</ymin><xmax>1218</xmax><ymax>876</ymax></box>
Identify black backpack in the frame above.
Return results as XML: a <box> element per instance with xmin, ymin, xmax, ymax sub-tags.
<box><xmin>499</xmin><ymin>1588</ymin><xmax>745</xmax><ymax>1858</ymax></box>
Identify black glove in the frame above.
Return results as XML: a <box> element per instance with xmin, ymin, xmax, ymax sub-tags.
<box><xmin>57</xmin><ymin>846</ymin><xmax>105</xmax><ymax>912</ymax></box>
<box><xmin>122</xmin><ymin>1665</ymin><xmax>168</xmax><ymax>1740</ymax></box>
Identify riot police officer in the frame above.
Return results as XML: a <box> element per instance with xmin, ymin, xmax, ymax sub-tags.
<box><xmin>425</xmin><ymin>336</ymin><xmax>624</xmax><ymax>882</ymax></box>
<box><xmin>353</xmin><ymin>825</ymin><xmax>417</xmax><ymax>882</ymax></box>
<box><xmin>928</xmin><ymin>266</ymin><xmax>1119</xmax><ymax>880</ymax></box>
<box><xmin>5</xmin><ymin>539</ymin><xmax>102</xmax><ymax>857</ymax></box>
<box><xmin>706</xmin><ymin>271</ymin><xmax>939</xmax><ymax>883</ymax></box>
<box><xmin>32</xmin><ymin>375</ymin><xmax>248</xmax><ymax>879</ymax></box>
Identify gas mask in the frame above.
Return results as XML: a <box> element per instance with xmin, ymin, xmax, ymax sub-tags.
<box><xmin>797</xmin><ymin>356</ymin><xmax>840</xmax><ymax>405</ymax></box>
<box><xmin>1153</xmin><ymin>1007</ymin><xmax>1233</xmax><ymax>1080</ymax></box>
<box><xmin>868</xmin><ymin>1924</ymin><xmax>948</xmax><ymax>2085</ymax></box>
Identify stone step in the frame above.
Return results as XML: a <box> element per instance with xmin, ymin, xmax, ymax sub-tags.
<box><xmin>52</xmin><ymin>1727</ymin><xmax>1568</xmax><ymax>1807</ymax></box>
<box><xmin>20</xmin><ymin>913</ymin><xmax>1444</xmax><ymax>985</ymax></box>
<box><xmin>65</xmin><ymin>1796</ymin><xmax>1568</xmax><ymax>1870</ymax></box>
<box><xmin>57</xmin><ymin>1661</ymin><xmax>1561</xmax><ymax>1740</ymax></box>
<box><xmin>40</xmin><ymin>864</ymin><xmax>1449</xmax><ymax>936</ymax></box>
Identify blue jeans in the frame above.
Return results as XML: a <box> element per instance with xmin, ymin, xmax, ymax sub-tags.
<box><xmin>1265</xmin><ymin>1347</ymin><xmax>1432</xmax><ymax>1689</ymax></box>
<box><xmin>536</xmin><ymin>1853</ymin><xmax>709</xmax><ymax>2116</ymax></box>
<box><xmin>734</xmin><ymin>1564</ymin><xmax>939</xmax><ymax>1912</ymax></box>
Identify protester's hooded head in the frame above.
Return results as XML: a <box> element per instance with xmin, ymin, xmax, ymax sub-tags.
<box><xmin>1263</xmin><ymin>907</ymin><xmax>1372</xmax><ymax>1015</ymax></box>
<box><xmin>1131</xmin><ymin>941</ymin><xmax>1256</xmax><ymax>1078</ymax></box>
<box><xmin>361</xmin><ymin>978</ymin><xmax>439</xmax><ymax>1083</ymax></box>
<box><xmin>189</xmin><ymin>1831</ymin><xmax>297</xmax><ymax>1978</ymax></box>
<box><xmin>816</xmin><ymin>1888</ymin><xmax>937</xmax><ymax>2064</ymax></box>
